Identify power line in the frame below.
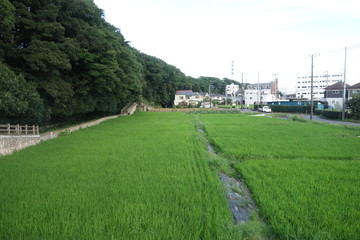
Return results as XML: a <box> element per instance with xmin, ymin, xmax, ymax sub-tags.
<box><xmin>318</xmin><ymin>43</ymin><xmax>360</xmax><ymax>55</ymax></box>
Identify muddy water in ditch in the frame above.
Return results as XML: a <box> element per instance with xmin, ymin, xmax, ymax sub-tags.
<box><xmin>198</xmin><ymin>128</ymin><xmax>256</xmax><ymax>224</ymax></box>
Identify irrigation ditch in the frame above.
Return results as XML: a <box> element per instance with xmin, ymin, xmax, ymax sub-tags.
<box><xmin>193</xmin><ymin>116</ymin><xmax>258</xmax><ymax>224</ymax></box>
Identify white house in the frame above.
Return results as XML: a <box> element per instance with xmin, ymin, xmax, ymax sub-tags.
<box><xmin>244</xmin><ymin>80</ymin><xmax>277</xmax><ymax>105</ymax></box>
<box><xmin>225</xmin><ymin>83</ymin><xmax>240</xmax><ymax>97</ymax></box>
<box><xmin>244</xmin><ymin>89</ymin><xmax>276</xmax><ymax>105</ymax></box>
<box><xmin>173</xmin><ymin>90</ymin><xmax>203</xmax><ymax>106</ymax></box>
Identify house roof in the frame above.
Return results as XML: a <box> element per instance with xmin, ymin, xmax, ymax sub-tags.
<box><xmin>324</xmin><ymin>82</ymin><xmax>351</xmax><ymax>90</ymax></box>
<box><xmin>176</xmin><ymin>90</ymin><xmax>193</xmax><ymax>94</ymax></box>
<box><xmin>175</xmin><ymin>91</ymin><xmax>200</xmax><ymax>96</ymax></box>
<box><xmin>348</xmin><ymin>82</ymin><xmax>360</xmax><ymax>89</ymax></box>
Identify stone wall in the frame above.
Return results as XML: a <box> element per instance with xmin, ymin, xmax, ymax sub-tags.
<box><xmin>0</xmin><ymin>135</ymin><xmax>40</xmax><ymax>156</ymax></box>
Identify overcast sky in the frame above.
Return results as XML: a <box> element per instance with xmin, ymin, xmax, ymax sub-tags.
<box><xmin>93</xmin><ymin>0</ymin><xmax>360</xmax><ymax>92</ymax></box>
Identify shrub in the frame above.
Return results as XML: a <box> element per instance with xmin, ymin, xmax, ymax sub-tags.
<box><xmin>347</xmin><ymin>96</ymin><xmax>360</xmax><ymax>119</ymax></box>
<box><xmin>290</xmin><ymin>115</ymin><xmax>306</xmax><ymax>122</ymax></box>
<box><xmin>315</xmin><ymin>110</ymin><xmax>352</xmax><ymax>119</ymax></box>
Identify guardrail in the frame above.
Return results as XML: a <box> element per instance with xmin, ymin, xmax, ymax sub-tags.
<box><xmin>0</xmin><ymin>124</ymin><xmax>39</xmax><ymax>135</ymax></box>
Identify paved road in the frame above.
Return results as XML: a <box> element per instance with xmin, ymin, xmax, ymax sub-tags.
<box><xmin>303</xmin><ymin>114</ymin><xmax>360</xmax><ymax>126</ymax></box>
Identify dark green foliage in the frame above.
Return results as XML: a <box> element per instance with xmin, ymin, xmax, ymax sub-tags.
<box><xmin>347</xmin><ymin>96</ymin><xmax>360</xmax><ymax>119</ymax></box>
<box><xmin>0</xmin><ymin>0</ymin><xmax>15</xmax><ymax>59</ymax></box>
<box><xmin>137</xmin><ymin>52</ymin><xmax>192</xmax><ymax>107</ymax></box>
<box><xmin>2</xmin><ymin>0</ymin><xmax>144</xmax><ymax>124</ymax></box>
<box><xmin>0</xmin><ymin>0</ymin><xmax>239</xmax><ymax>125</ymax></box>
<box><xmin>0</xmin><ymin>62</ymin><xmax>48</xmax><ymax>125</ymax></box>
<box><xmin>195</xmin><ymin>77</ymin><xmax>242</xmax><ymax>95</ymax></box>
<box><xmin>315</xmin><ymin>110</ymin><xmax>352</xmax><ymax>119</ymax></box>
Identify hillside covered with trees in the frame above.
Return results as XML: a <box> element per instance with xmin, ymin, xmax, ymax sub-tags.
<box><xmin>0</xmin><ymin>0</ymin><xmax>239</xmax><ymax>125</ymax></box>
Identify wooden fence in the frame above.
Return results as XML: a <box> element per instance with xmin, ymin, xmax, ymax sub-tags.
<box><xmin>0</xmin><ymin>124</ymin><xmax>39</xmax><ymax>135</ymax></box>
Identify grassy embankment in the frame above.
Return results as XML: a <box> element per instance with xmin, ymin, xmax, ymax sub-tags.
<box><xmin>198</xmin><ymin>113</ymin><xmax>360</xmax><ymax>240</ymax></box>
<box><xmin>0</xmin><ymin>112</ymin><xmax>241</xmax><ymax>239</ymax></box>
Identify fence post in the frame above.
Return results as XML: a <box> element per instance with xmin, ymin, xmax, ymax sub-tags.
<box><xmin>32</xmin><ymin>125</ymin><xmax>35</xmax><ymax>135</ymax></box>
<box><xmin>37</xmin><ymin>126</ymin><xmax>39</xmax><ymax>135</ymax></box>
<box><xmin>16</xmin><ymin>124</ymin><xmax>20</xmax><ymax>135</ymax></box>
<box><xmin>25</xmin><ymin>125</ymin><xmax>28</xmax><ymax>135</ymax></box>
<box><xmin>7</xmin><ymin>124</ymin><xmax>10</xmax><ymax>135</ymax></box>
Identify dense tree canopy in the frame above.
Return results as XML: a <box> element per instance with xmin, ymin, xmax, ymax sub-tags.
<box><xmin>0</xmin><ymin>0</ymin><xmax>239</xmax><ymax>125</ymax></box>
<box><xmin>0</xmin><ymin>61</ymin><xmax>48</xmax><ymax>124</ymax></box>
<box><xmin>347</xmin><ymin>96</ymin><xmax>360</xmax><ymax>119</ymax></box>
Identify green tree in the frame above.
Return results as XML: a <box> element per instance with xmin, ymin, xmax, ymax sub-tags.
<box><xmin>0</xmin><ymin>62</ymin><xmax>48</xmax><ymax>125</ymax></box>
<box><xmin>1</xmin><ymin>0</ymin><xmax>244</xmax><ymax>124</ymax></box>
<box><xmin>0</xmin><ymin>0</ymin><xmax>15</xmax><ymax>59</ymax></box>
<box><xmin>347</xmin><ymin>96</ymin><xmax>360</xmax><ymax>119</ymax></box>
<box><xmin>0</xmin><ymin>0</ymin><xmax>15</xmax><ymax>41</ymax></box>
<box><xmin>4</xmin><ymin>0</ymin><xmax>144</xmax><ymax>121</ymax></box>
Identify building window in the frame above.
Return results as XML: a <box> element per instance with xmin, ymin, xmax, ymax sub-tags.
<box><xmin>332</xmin><ymin>90</ymin><xmax>339</xmax><ymax>94</ymax></box>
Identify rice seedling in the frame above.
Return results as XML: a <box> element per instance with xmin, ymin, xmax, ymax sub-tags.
<box><xmin>236</xmin><ymin>159</ymin><xmax>360</xmax><ymax>240</ymax></box>
<box><xmin>197</xmin><ymin>113</ymin><xmax>360</xmax><ymax>239</ymax></box>
<box><xmin>199</xmin><ymin>114</ymin><xmax>360</xmax><ymax>160</ymax></box>
<box><xmin>0</xmin><ymin>112</ymin><xmax>236</xmax><ymax>239</ymax></box>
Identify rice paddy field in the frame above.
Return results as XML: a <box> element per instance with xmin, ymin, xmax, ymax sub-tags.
<box><xmin>1</xmin><ymin>111</ymin><xmax>360</xmax><ymax>240</ymax></box>
<box><xmin>199</xmin><ymin>113</ymin><xmax>360</xmax><ymax>240</ymax></box>
<box><xmin>0</xmin><ymin>112</ymin><xmax>237</xmax><ymax>240</ymax></box>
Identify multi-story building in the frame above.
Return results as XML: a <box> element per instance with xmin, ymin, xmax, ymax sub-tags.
<box><xmin>296</xmin><ymin>72</ymin><xmax>343</xmax><ymax>100</ymax></box>
<box><xmin>244</xmin><ymin>79</ymin><xmax>278</xmax><ymax>105</ymax></box>
<box><xmin>225</xmin><ymin>83</ymin><xmax>240</xmax><ymax>97</ymax></box>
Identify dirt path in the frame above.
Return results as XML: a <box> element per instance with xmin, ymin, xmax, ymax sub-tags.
<box><xmin>195</xmin><ymin>123</ymin><xmax>257</xmax><ymax>224</ymax></box>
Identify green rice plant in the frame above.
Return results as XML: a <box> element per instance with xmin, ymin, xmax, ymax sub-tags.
<box><xmin>0</xmin><ymin>112</ymin><xmax>236</xmax><ymax>239</ymax></box>
<box><xmin>197</xmin><ymin>113</ymin><xmax>360</xmax><ymax>239</ymax></box>
<box><xmin>199</xmin><ymin>114</ymin><xmax>360</xmax><ymax>160</ymax></box>
<box><xmin>235</xmin><ymin>159</ymin><xmax>360</xmax><ymax>240</ymax></box>
<box><xmin>188</xmin><ymin>110</ymin><xmax>242</xmax><ymax>114</ymax></box>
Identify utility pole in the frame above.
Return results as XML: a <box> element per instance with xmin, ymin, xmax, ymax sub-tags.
<box><xmin>342</xmin><ymin>47</ymin><xmax>347</xmax><ymax>120</ymax></box>
<box><xmin>272</xmin><ymin>73</ymin><xmax>279</xmax><ymax>100</ymax></box>
<box><xmin>209</xmin><ymin>84</ymin><xmax>212</xmax><ymax>108</ymax></box>
<box><xmin>257</xmin><ymin>71</ymin><xmax>260</xmax><ymax>110</ymax></box>
<box><xmin>310</xmin><ymin>55</ymin><xmax>314</xmax><ymax>120</ymax></box>
<box><xmin>241</xmin><ymin>73</ymin><xmax>246</xmax><ymax>109</ymax></box>
<box><xmin>325</xmin><ymin>70</ymin><xmax>329</xmax><ymax>88</ymax></box>
<box><xmin>225</xmin><ymin>86</ymin><xmax>227</xmax><ymax>106</ymax></box>
<box><xmin>309</xmin><ymin>54</ymin><xmax>319</xmax><ymax>120</ymax></box>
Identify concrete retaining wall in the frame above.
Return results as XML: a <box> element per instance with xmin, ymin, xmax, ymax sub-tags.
<box><xmin>0</xmin><ymin>135</ymin><xmax>40</xmax><ymax>156</ymax></box>
<box><xmin>40</xmin><ymin>115</ymin><xmax>119</xmax><ymax>141</ymax></box>
<box><xmin>120</xmin><ymin>103</ymin><xmax>138</xmax><ymax>115</ymax></box>
<box><xmin>0</xmin><ymin>102</ymin><xmax>153</xmax><ymax>157</ymax></box>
